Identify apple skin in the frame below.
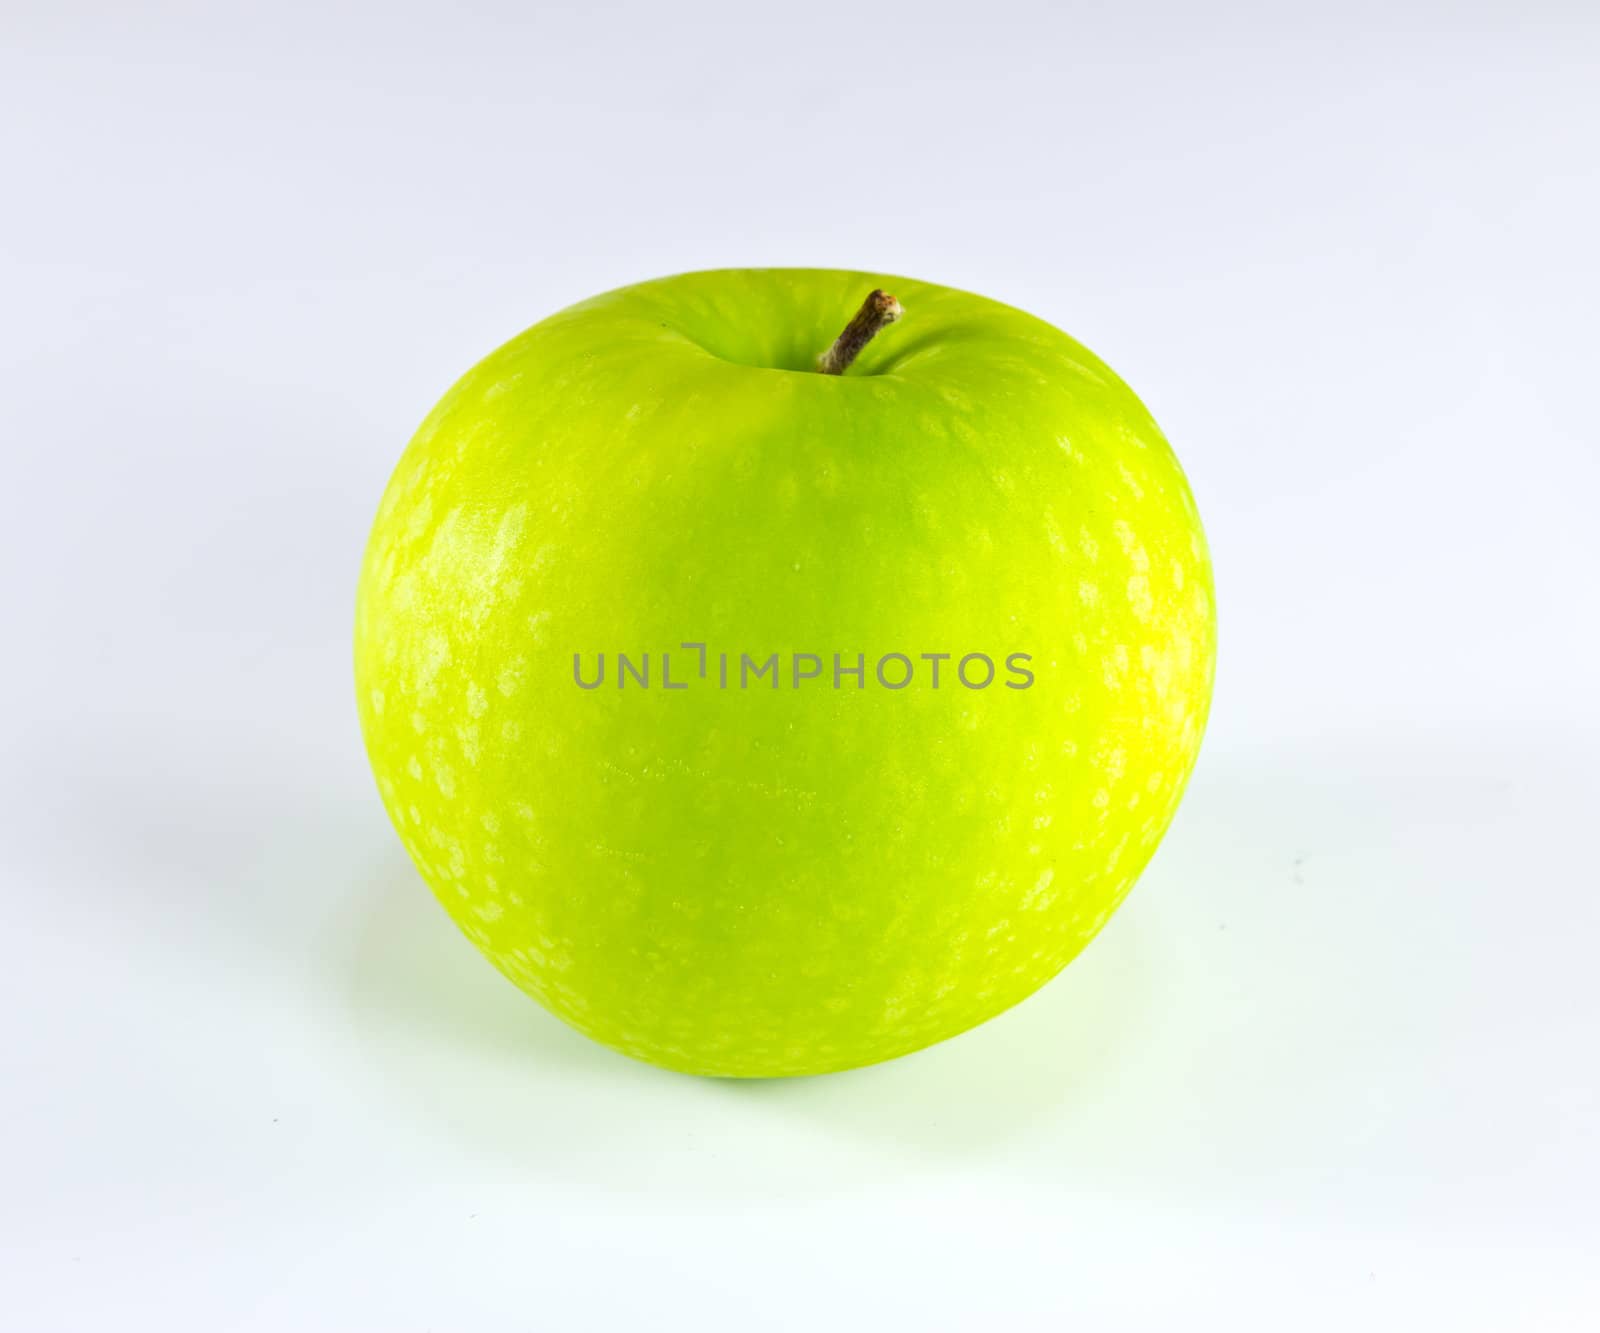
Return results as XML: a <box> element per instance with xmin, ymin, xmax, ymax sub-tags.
<box><xmin>355</xmin><ymin>269</ymin><xmax>1215</xmax><ymax>1077</ymax></box>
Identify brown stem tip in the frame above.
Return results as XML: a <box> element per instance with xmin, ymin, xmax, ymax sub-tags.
<box><xmin>816</xmin><ymin>289</ymin><xmax>903</xmax><ymax>375</ymax></box>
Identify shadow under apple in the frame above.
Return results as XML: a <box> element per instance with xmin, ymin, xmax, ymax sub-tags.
<box><xmin>338</xmin><ymin>725</ymin><xmax>1599</xmax><ymax>1220</ymax></box>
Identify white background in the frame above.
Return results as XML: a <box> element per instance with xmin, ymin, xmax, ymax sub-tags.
<box><xmin>4</xmin><ymin>2</ymin><xmax>1598</xmax><ymax>1328</ymax></box>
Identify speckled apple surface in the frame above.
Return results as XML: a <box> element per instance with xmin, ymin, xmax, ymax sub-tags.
<box><xmin>354</xmin><ymin>269</ymin><xmax>1215</xmax><ymax>1078</ymax></box>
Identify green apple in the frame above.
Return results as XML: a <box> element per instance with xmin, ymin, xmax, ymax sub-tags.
<box><xmin>355</xmin><ymin>269</ymin><xmax>1215</xmax><ymax>1078</ymax></box>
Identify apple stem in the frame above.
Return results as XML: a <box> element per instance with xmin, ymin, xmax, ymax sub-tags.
<box><xmin>816</xmin><ymin>289</ymin><xmax>903</xmax><ymax>375</ymax></box>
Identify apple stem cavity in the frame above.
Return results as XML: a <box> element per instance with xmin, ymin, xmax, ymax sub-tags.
<box><xmin>816</xmin><ymin>289</ymin><xmax>903</xmax><ymax>375</ymax></box>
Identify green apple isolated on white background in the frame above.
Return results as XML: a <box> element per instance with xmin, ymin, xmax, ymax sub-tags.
<box><xmin>355</xmin><ymin>269</ymin><xmax>1215</xmax><ymax>1077</ymax></box>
